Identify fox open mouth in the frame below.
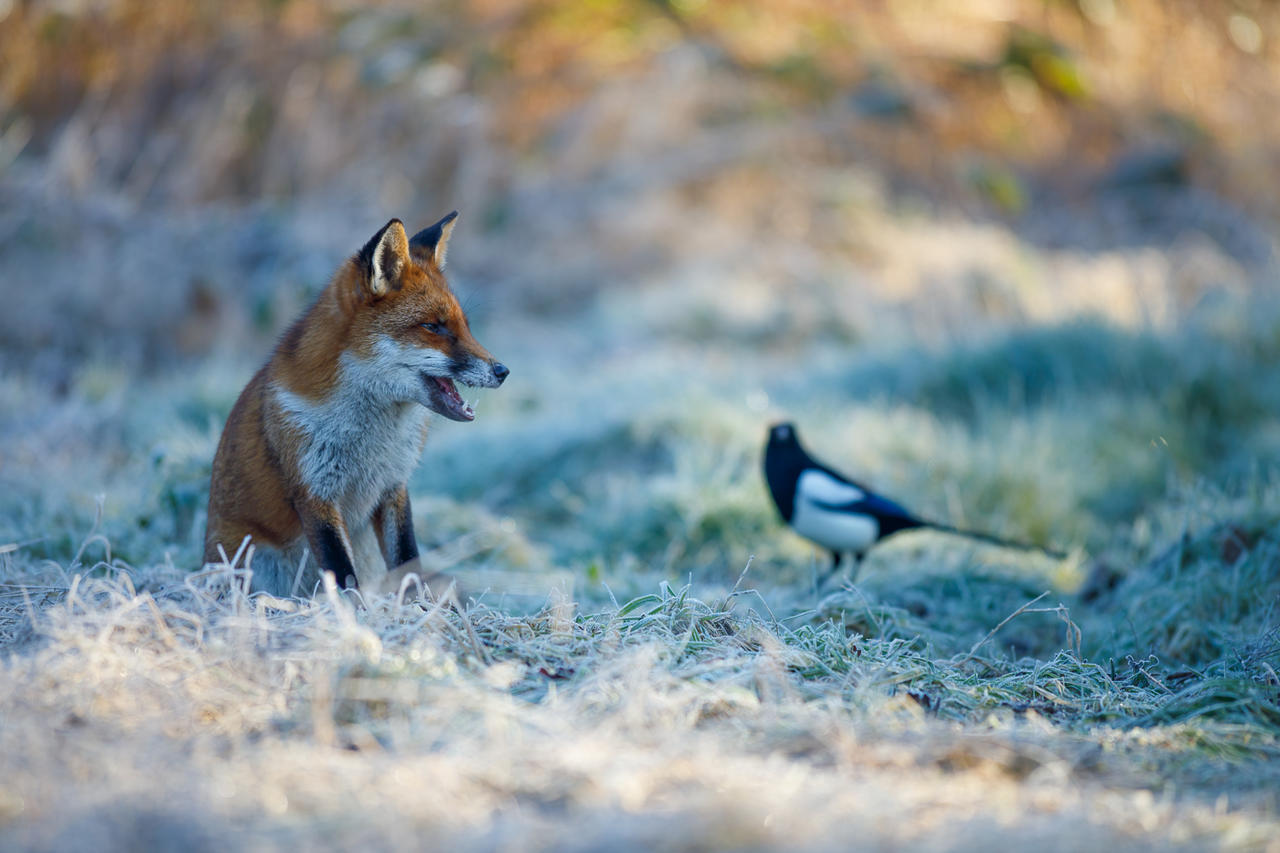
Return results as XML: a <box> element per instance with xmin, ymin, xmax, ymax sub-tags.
<box><xmin>422</xmin><ymin>374</ymin><xmax>475</xmax><ymax>422</ymax></box>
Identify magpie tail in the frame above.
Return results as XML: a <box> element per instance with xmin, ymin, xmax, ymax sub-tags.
<box><xmin>920</xmin><ymin>522</ymin><xmax>1067</xmax><ymax>560</ymax></box>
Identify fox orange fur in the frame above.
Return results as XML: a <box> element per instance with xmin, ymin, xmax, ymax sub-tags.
<box><xmin>204</xmin><ymin>213</ymin><xmax>508</xmax><ymax>596</ymax></box>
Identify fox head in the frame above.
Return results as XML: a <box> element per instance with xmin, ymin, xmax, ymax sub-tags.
<box><xmin>341</xmin><ymin>213</ymin><xmax>508</xmax><ymax>421</ymax></box>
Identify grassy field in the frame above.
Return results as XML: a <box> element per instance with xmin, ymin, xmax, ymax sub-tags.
<box><xmin>3</xmin><ymin>217</ymin><xmax>1279</xmax><ymax>849</ymax></box>
<box><xmin>3</xmin><ymin>1</ymin><xmax>1280</xmax><ymax>850</ymax></box>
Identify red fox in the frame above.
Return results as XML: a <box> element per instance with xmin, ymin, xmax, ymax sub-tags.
<box><xmin>204</xmin><ymin>213</ymin><xmax>508</xmax><ymax>597</ymax></box>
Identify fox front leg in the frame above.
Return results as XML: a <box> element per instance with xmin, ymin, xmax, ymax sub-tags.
<box><xmin>372</xmin><ymin>485</ymin><xmax>464</xmax><ymax>602</ymax></box>
<box><xmin>299</xmin><ymin>499</ymin><xmax>361</xmax><ymax>590</ymax></box>
<box><xmin>372</xmin><ymin>483</ymin><xmax>419</xmax><ymax>572</ymax></box>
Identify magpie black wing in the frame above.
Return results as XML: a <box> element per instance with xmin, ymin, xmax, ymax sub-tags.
<box><xmin>809</xmin><ymin>491</ymin><xmax>910</xmax><ymax>517</ymax></box>
<box><xmin>810</xmin><ymin>461</ymin><xmax>866</xmax><ymax>490</ymax></box>
<box><xmin>810</xmin><ymin>491</ymin><xmax>925</xmax><ymax>535</ymax></box>
<box><xmin>795</xmin><ymin>467</ymin><xmax>868</xmax><ymax>507</ymax></box>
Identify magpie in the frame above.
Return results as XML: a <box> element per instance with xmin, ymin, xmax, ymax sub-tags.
<box><xmin>763</xmin><ymin>422</ymin><xmax>1065</xmax><ymax>582</ymax></box>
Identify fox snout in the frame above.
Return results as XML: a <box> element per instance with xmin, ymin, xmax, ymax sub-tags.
<box><xmin>465</xmin><ymin>358</ymin><xmax>508</xmax><ymax>388</ymax></box>
<box><xmin>449</xmin><ymin>355</ymin><xmax>508</xmax><ymax>390</ymax></box>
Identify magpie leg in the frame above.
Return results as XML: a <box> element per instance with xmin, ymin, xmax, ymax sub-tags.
<box><xmin>848</xmin><ymin>552</ymin><xmax>864</xmax><ymax>584</ymax></box>
<box><xmin>815</xmin><ymin>551</ymin><xmax>843</xmax><ymax>591</ymax></box>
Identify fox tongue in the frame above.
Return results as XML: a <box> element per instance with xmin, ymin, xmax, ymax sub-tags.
<box><xmin>431</xmin><ymin>376</ymin><xmax>475</xmax><ymax>421</ymax></box>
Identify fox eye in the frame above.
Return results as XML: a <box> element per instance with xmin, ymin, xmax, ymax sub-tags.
<box><xmin>421</xmin><ymin>322</ymin><xmax>446</xmax><ymax>335</ymax></box>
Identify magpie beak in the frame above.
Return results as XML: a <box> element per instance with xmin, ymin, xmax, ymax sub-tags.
<box><xmin>762</xmin><ymin>422</ymin><xmax>1065</xmax><ymax>587</ymax></box>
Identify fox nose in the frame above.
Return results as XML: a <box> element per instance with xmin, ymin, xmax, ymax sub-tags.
<box><xmin>492</xmin><ymin>362</ymin><xmax>509</xmax><ymax>384</ymax></box>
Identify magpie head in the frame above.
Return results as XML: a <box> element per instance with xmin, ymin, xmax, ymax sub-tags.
<box><xmin>768</xmin><ymin>422</ymin><xmax>798</xmax><ymax>447</ymax></box>
<box><xmin>763</xmin><ymin>421</ymin><xmax>806</xmax><ymax>522</ymax></box>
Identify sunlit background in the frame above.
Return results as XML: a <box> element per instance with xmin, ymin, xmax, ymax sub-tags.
<box><xmin>4</xmin><ymin>0</ymin><xmax>1279</xmax><ymax>362</ymax></box>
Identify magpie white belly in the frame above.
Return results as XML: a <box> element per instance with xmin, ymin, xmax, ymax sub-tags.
<box><xmin>791</xmin><ymin>500</ymin><xmax>879</xmax><ymax>553</ymax></box>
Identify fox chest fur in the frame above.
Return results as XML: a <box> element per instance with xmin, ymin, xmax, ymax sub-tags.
<box><xmin>273</xmin><ymin>358</ymin><xmax>431</xmax><ymax>527</ymax></box>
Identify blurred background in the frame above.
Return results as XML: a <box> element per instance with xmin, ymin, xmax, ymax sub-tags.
<box><xmin>7</xmin><ymin>8</ymin><xmax>1280</xmax><ymax>846</ymax></box>
<box><xmin>2</xmin><ymin>0</ymin><xmax>1279</xmax><ymax>617</ymax></box>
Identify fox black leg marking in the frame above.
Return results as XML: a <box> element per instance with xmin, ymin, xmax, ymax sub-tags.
<box><xmin>373</xmin><ymin>485</ymin><xmax>420</xmax><ymax>570</ymax></box>
<box><xmin>305</xmin><ymin>518</ymin><xmax>359</xmax><ymax>590</ymax></box>
<box><xmin>394</xmin><ymin>505</ymin><xmax>419</xmax><ymax>568</ymax></box>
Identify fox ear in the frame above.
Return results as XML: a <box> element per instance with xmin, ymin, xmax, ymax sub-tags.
<box><xmin>356</xmin><ymin>219</ymin><xmax>410</xmax><ymax>299</ymax></box>
<box><xmin>409</xmin><ymin>211</ymin><xmax>459</xmax><ymax>270</ymax></box>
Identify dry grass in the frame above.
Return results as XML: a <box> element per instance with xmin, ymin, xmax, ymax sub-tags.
<box><xmin>1</xmin><ymin>546</ymin><xmax>1278</xmax><ymax>851</ymax></box>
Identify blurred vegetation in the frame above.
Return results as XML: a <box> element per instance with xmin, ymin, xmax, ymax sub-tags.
<box><xmin>3</xmin><ymin>0</ymin><xmax>1280</xmax><ymax>208</ymax></box>
<box><xmin>2</xmin><ymin>0</ymin><xmax>1277</xmax><ymax>381</ymax></box>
